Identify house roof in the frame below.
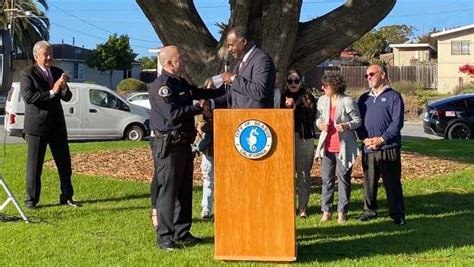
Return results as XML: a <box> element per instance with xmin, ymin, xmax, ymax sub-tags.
<box><xmin>52</xmin><ymin>44</ymin><xmax>91</xmax><ymax>61</ymax></box>
<box><xmin>389</xmin><ymin>43</ymin><xmax>436</xmax><ymax>51</ymax></box>
<box><xmin>431</xmin><ymin>24</ymin><xmax>474</xmax><ymax>38</ymax></box>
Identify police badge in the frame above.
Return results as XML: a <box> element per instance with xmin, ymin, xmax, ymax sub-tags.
<box><xmin>158</xmin><ymin>86</ymin><xmax>172</xmax><ymax>97</ymax></box>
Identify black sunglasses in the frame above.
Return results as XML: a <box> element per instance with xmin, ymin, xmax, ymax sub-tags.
<box><xmin>286</xmin><ymin>79</ymin><xmax>301</xmax><ymax>85</ymax></box>
<box><xmin>364</xmin><ymin>71</ymin><xmax>379</xmax><ymax>79</ymax></box>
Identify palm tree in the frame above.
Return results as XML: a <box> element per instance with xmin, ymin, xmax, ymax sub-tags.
<box><xmin>0</xmin><ymin>0</ymin><xmax>49</xmax><ymax>58</ymax></box>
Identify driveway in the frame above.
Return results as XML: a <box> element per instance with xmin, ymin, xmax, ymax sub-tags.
<box><xmin>0</xmin><ymin>115</ymin><xmax>25</xmax><ymax>144</ymax></box>
<box><xmin>402</xmin><ymin>120</ymin><xmax>443</xmax><ymax>140</ymax></box>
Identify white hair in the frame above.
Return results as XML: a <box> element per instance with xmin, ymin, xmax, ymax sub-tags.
<box><xmin>33</xmin><ymin>40</ymin><xmax>52</xmax><ymax>57</ymax></box>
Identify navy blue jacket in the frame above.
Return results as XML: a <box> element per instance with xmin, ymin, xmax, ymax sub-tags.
<box><xmin>357</xmin><ymin>86</ymin><xmax>404</xmax><ymax>152</ymax></box>
<box><xmin>149</xmin><ymin>71</ymin><xmax>225</xmax><ymax>132</ymax></box>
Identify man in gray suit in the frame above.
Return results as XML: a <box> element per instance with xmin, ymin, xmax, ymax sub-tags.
<box><xmin>218</xmin><ymin>26</ymin><xmax>276</xmax><ymax>108</ymax></box>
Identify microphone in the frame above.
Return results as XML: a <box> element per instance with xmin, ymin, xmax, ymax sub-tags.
<box><xmin>223</xmin><ymin>52</ymin><xmax>231</xmax><ymax>107</ymax></box>
<box><xmin>224</xmin><ymin>52</ymin><xmax>229</xmax><ymax>73</ymax></box>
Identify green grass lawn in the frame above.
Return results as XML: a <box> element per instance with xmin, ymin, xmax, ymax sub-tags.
<box><xmin>0</xmin><ymin>140</ymin><xmax>473</xmax><ymax>266</ymax></box>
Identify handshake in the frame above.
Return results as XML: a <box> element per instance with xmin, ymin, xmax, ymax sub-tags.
<box><xmin>196</xmin><ymin>99</ymin><xmax>212</xmax><ymax>118</ymax></box>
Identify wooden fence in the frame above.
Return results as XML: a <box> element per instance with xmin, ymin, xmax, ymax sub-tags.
<box><xmin>305</xmin><ymin>65</ymin><xmax>437</xmax><ymax>90</ymax></box>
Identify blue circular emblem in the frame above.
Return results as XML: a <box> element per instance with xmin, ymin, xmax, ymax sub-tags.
<box><xmin>234</xmin><ymin>120</ymin><xmax>273</xmax><ymax>159</ymax></box>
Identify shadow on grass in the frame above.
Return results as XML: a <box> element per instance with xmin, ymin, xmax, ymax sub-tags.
<box><xmin>296</xmin><ymin>192</ymin><xmax>474</xmax><ymax>263</ymax></box>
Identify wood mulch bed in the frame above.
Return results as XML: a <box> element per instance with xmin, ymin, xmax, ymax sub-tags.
<box><xmin>45</xmin><ymin>148</ymin><xmax>468</xmax><ymax>186</ymax></box>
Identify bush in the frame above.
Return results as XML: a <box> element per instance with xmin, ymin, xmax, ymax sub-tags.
<box><xmin>116</xmin><ymin>78</ymin><xmax>147</xmax><ymax>95</ymax></box>
<box><xmin>453</xmin><ymin>81</ymin><xmax>474</xmax><ymax>94</ymax></box>
<box><xmin>404</xmin><ymin>95</ymin><xmax>426</xmax><ymax>119</ymax></box>
<box><xmin>391</xmin><ymin>81</ymin><xmax>425</xmax><ymax>96</ymax></box>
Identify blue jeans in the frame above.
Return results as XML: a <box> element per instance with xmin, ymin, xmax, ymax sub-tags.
<box><xmin>201</xmin><ymin>153</ymin><xmax>214</xmax><ymax>212</ymax></box>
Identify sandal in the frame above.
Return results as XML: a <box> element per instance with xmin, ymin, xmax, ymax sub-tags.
<box><xmin>151</xmin><ymin>209</ymin><xmax>159</xmax><ymax>231</ymax></box>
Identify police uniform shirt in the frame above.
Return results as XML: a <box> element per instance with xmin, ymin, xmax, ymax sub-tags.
<box><xmin>149</xmin><ymin>71</ymin><xmax>225</xmax><ymax>133</ymax></box>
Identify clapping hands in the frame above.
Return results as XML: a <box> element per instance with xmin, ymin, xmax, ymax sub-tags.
<box><xmin>53</xmin><ymin>73</ymin><xmax>69</xmax><ymax>94</ymax></box>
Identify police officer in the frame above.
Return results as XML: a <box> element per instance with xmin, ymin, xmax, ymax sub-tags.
<box><xmin>149</xmin><ymin>45</ymin><xmax>225</xmax><ymax>251</ymax></box>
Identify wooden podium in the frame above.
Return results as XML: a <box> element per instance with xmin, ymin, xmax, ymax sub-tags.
<box><xmin>213</xmin><ymin>109</ymin><xmax>296</xmax><ymax>262</ymax></box>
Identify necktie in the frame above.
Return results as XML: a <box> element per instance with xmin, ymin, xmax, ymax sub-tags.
<box><xmin>44</xmin><ymin>69</ymin><xmax>53</xmax><ymax>88</ymax></box>
<box><xmin>237</xmin><ymin>61</ymin><xmax>245</xmax><ymax>75</ymax></box>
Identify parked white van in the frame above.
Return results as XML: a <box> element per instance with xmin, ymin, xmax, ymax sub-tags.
<box><xmin>5</xmin><ymin>82</ymin><xmax>150</xmax><ymax>141</ymax></box>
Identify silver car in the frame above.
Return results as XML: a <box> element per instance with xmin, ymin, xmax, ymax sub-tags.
<box><xmin>127</xmin><ymin>92</ymin><xmax>150</xmax><ymax>109</ymax></box>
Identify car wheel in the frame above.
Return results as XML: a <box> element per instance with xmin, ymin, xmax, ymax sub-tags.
<box><xmin>125</xmin><ymin>125</ymin><xmax>144</xmax><ymax>141</ymax></box>
<box><xmin>447</xmin><ymin>122</ymin><xmax>471</xmax><ymax>140</ymax></box>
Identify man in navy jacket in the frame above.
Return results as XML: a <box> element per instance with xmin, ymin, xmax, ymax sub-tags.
<box><xmin>357</xmin><ymin>64</ymin><xmax>406</xmax><ymax>225</ymax></box>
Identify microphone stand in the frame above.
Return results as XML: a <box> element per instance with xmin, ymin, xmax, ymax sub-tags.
<box><xmin>224</xmin><ymin>61</ymin><xmax>231</xmax><ymax>108</ymax></box>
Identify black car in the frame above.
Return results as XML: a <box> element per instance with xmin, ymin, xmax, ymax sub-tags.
<box><xmin>423</xmin><ymin>93</ymin><xmax>474</xmax><ymax>139</ymax></box>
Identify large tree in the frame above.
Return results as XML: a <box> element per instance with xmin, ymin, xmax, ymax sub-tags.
<box><xmin>136</xmin><ymin>0</ymin><xmax>396</xmax><ymax>84</ymax></box>
<box><xmin>353</xmin><ymin>24</ymin><xmax>414</xmax><ymax>63</ymax></box>
<box><xmin>0</xmin><ymin>0</ymin><xmax>49</xmax><ymax>57</ymax></box>
<box><xmin>86</xmin><ymin>33</ymin><xmax>137</xmax><ymax>88</ymax></box>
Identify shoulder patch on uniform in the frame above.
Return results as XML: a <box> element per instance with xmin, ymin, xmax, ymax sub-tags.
<box><xmin>158</xmin><ymin>86</ymin><xmax>172</xmax><ymax>97</ymax></box>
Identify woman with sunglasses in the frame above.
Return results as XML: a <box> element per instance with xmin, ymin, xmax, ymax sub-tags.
<box><xmin>315</xmin><ymin>72</ymin><xmax>361</xmax><ymax>223</ymax></box>
<box><xmin>281</xmin><ymin>69</ymin><xmax>317</xmax><ymax>218</ymax></box>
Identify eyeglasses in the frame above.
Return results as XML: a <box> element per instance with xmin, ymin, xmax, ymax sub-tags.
<box><xmin>286</xmin><ymin>79</ymin><xmax>301</xmax><ymax>85</ymax></box>
<box><xmin>364</xmin><ymin>71</ymin><xmax>379</xmax><ymax>79</ymax></box>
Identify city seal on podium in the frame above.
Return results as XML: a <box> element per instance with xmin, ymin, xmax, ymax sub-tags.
<box><xmin>234</xmin><ymin>119</ymin><xmax>273</xmax><ymax>159</ymax></box>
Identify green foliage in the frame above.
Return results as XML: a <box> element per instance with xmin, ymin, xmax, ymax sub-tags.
<box><xmin>353</xmin><ymin>24</ymin><xmax>414</xmax><ymax>63</ymax></box>
<box><xmin>391</xmin><ymin>81</ymin><xmax>425</xmax><ymax>96</ymax></box>
<box><xmin>352</xmin><ymin>30</ymin><xmax>385</xmax><ymax>63</ymax></box>
<box><xmin>0</xmin><ymin>0</ymin><xmax>50</xmax><ymax>57</ymax></box>
<box><xmin>137</xmin><ymin>56</ymin><xmax>157</xmax><ymax>69</ymax></box>
<box><xmin>0</xmin><ymin>141</ymin><xmax>473</xmax><ymax>265</ymax></box>
<box><xmin>416</xmin><ymin>27</ymin><xmax>439</xmax><ymax>50</ymax></box>
<box><xmin>378</xmin><ymin>24</ymin><xmax>414</xmax><ymax>45</ymax></box>
<box><xmin>86</xmin><ymin>33</ymin><xmax>137</xmax><ymax>72</ymax></box>
<box><xmin>116</xmin><ymin>78</ymin><xmax>147</xmax><ymax>95</ymax></box>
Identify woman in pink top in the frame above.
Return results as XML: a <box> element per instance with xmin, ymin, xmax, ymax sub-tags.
<box><xmin>315</xmin><ymin>73</ymin><xmax>361</xmax><ymax>223</ymax></box>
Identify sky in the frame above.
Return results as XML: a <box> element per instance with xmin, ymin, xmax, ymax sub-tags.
<box><xmin>36</xmin><ymin>0</ymin><xmax>474</xmax><ymax>57</ymax></box>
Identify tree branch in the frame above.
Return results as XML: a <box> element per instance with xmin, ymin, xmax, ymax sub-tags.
<box><xmin>136</xmin><ymin>0</ymin><xmax>220</xmax><ymax>83</ymax></box>
<box><xmin>292</xmin><ymin>0</ymin><xmax>396</xmax><ymax>72</ymax></box>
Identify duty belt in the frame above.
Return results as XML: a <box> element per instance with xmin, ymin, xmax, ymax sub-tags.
<box><xmin>153</xmin><ymin>129</ymin><xmax>196</xmax><ymax>145</ymax></box>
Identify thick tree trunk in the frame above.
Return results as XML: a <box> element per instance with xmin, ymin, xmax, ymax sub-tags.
<box><xmin>136</xmin><ymin>0</ymin><xmax>396</xmax><ymax>85</ymax></box>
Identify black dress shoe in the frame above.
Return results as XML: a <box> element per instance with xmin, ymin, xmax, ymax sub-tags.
<box><xmin>175</xmin><ymin>233</ymin><xmax>202</xmax><ymax>244</ymax></box>
<box><xmin>394</xmin><ymin>217</ymin><xmax>406</xmax><ymax>225</ymax></box>
<box><xmin>60</xmin><ymin>200</ymin><xmax>81</xmax><ymax>207</ymax></box>
<box><xmin>359</xmin><ymin>213</ymin><xmax>377</xmax><ymax>221</ymax></box>
<box><xmin>157</xmin><ymin>240</ymin><xmax>178</xmax><ymax>251</ymax></box>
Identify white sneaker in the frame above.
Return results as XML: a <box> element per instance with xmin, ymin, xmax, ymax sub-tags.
<box><xmin>201</xmin><ymin>210</ymin><xmax>211</xmax><ymax>220</ymax></box>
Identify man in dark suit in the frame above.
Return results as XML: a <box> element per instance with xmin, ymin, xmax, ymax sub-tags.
<box><xmin>21</xmin><ymin>40</ymin><xmax>79</xmax><ymax>209</ymax></box>
<box><xmin>218</xmin><ymin>26</ymin><xmax>276</xmax><ymax>108</ymax></box>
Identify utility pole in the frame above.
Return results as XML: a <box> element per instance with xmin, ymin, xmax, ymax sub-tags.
<box><xmin>4</xmin><ymin>0</ymin><xmax>17</xmax><ymax>50</ymax></box>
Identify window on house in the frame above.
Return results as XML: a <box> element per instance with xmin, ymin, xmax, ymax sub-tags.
<box><xmin>73</xmin><ymin>63</ymin><xmax>85</xmax><ymax>80</ymax></box>
<box><xmin>451</xmin><ymin>41</ymin><xmax>470</xmax><ymax>55</ymax></box>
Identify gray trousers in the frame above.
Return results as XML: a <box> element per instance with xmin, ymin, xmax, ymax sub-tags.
<box><xmin>320</xmin><ymin>151</ymin><xmax>353</xmax><ymax>213</ymax></box>
<box><xmin>295</xmin><ymin>135</ymin><xmax>314</xmax><ymax>210</ymax></box>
